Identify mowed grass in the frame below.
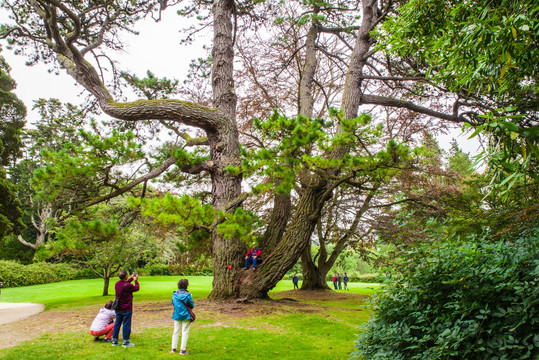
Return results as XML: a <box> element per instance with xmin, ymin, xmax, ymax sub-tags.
<box><xmin>0</xmin><ymin>276</ymin><xmax>378</xmax><ymax>360</ymax></box>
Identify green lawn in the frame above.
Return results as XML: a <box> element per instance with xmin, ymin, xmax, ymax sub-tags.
<box><xmin>0</xmin><ymin>276</ymin><xmax>379</xmax><ymax>310</ymax></box>
<box><xmin>0</xmin><ymin>277</ymin><xmax>378</xmax><ymax>359</ymax></box>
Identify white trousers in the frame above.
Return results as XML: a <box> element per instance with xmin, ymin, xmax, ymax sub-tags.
<box><xmin>172</xmin><ymin>320</ymin><xmax>191</xmax><ymax>351</ymax></box>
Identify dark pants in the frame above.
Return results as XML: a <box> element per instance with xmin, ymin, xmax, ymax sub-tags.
<box><xmin>112</xmin><ymin>310</ymin><xmax>132</xmax><ymax>342</ymax></box>
<box><xmin>293</xmin><ymin>282</ymin><xmax>299</xmax><ymax>289</ymax></box>
<box><xmin>245</xmin><ymin>257</ymin><xmax>257</xmax><ymax>269</ymax></box>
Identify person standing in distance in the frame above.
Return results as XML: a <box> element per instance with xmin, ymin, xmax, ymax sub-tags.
<box><xmin>292</xmin><ymin>274</ymin><xmax>299</xmax><ymax>290</ymax></box>
<box><xmin>343</xmin><ymin>272</ymin><xmax>349</xmax><ymax>290</ymax></box>
<box><xmin>111</xmin><ymin>270</ymin><xmax>139</xmax><ymax>347</ymax></box>
<box><xmin>171</xmin><ymin>279</ymin><xmax>195</xmax><ymax>355</ymax></box>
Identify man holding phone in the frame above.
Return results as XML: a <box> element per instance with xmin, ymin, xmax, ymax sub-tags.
<box><xmin>111</xmin><ymin>270</ymin><xmax>139</xmax><ymax>347</ymax></box>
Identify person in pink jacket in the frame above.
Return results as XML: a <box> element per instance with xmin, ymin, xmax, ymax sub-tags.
<box><xmin>90</xmin><ymin>300</ymin><xmax>116</xmax><ymax>342</ymax></box>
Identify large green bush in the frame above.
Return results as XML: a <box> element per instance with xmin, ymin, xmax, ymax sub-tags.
<box><xmin>140</xmin><ymin>263</ymin><xmax>213</xmax><ymax>277</ymax></box>
<box><xmin>0</xmin><ymin>260</ymin><xmax>78</xmax><ymax>287</ymax></box>
<box><xmin>352</xmin><ymin>231</ymin><xmax>539</xmax><ymax>360</ymax></box>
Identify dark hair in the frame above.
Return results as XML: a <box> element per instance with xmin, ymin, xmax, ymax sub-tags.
<box><xmin>119</xmin><ymin>270</ymin><xmax>128</xmax><ymax>280</ymax></box>
<box><xmin>105</xmin><ymin>300</ymin><xmax>113</xmax><ymax>309</ymax></box>
<box><xmin>178</xmin><ymin>279</ymin><xmax>189</xmax><ymax>290</ymax></box>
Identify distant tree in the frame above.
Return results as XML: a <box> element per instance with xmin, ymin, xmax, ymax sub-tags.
<box><xmin>39</xmin><ymin>204</ymin><xmax>157</xmax><ymax>296</ymax></box>
<box><xmin>11</xmin><ymin>99</ymin><xmax>87</xmax><ymax>253</ymax></box>
<box><xmin>0</xmin><ymin>54</ymin><xmax>26</xmax><ymax>241</ymax></box>
<box><xmin>447</xmin><ymin>139</ymin><xmax>475</xmax><ymax>177</ymax></box>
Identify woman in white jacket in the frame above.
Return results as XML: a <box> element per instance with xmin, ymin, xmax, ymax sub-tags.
<box><xmin>90</xmin><ymin>300</ymin><xmax>116</xmax><ymax>342</ymax></box>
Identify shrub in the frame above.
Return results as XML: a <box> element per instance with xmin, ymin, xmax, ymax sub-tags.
<box><xmin>351</xmin><ymin>273</ymin><xmax>385</xmax><ymax>283</ymax></box>
<box><xmin>140</xmin><ymin>263</ymin><xmax>213</xmax><ymax>276</ymax></box>
<box><xmin>0</xmin><ymin>260</ymin><xmax>77</xmax><ymax>287</ymax></box>
<box><xmin>74</xmin><ymin>266</ymin><xmax>101</xmax><ymax>280</ymax></box>
<box><xmin>178</xmin><ymin>266</ymin><xmax>212</xmax><ymax>276</ymax></box>
<box><xmin>142</xmin><ymin>263</ymin><xmax>172</xmax><ymax>276</ymax></box>
<box><xmin>352</xmin><ymin>231</ymin><xmax>539</xmax><ymax>360</ymax></box>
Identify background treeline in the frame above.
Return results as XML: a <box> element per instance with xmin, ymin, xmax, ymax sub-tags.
<box><xmin>0</xmin><ymin>260</ymin><xmax>213</xmax><ymax>288</ymax></box>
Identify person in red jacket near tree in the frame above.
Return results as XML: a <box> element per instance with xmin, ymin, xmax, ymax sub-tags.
<box><xmin>245</xmin><ymin>246</ymin><xmax>261</xmax><ymax>270</ymax></box>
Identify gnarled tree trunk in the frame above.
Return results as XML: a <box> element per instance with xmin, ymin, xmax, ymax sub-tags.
<box><xmin>233</xmin><ymin>0</ymin><xmax>381</xmax><ymax>299</ymax></box>
<box><xmin>300</xmin><ymin>188</ymin><xmax>378</xmax><ymax>289</ymax></box>
<box><xmin>236</xmin><ymin>183</ymin><xmax>330</xmax><ymax>299</ymax></box>
<box><xmin>300</xmin><ymin>242</ymin><xmax>331</xmax><ymax>290</ymax></box>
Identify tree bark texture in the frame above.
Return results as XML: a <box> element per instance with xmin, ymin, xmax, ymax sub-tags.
<box><xmin>342</xmin><ymin>0</ymin><xmax>378</xmax><ymax>120</ymax></box>
<box><xmin>300</xmin><ymin>244</ymin><xmax>331</xmax><ymax>290</ymax></box>
<box><xmin>31</xmin><ymin>0</ymin><xmax>243</xmax><ymax>300</ymax></box>
<box><xmin>233</xmin><ymin>2</ymin><xmax>382</xmax><ymax>298</ymax></box>
<box><xmin>103</xmin><ymin>276</ymin><xmax>110</xmax><ymax>297</ymax></box>
<box><xmin>234</xmin><ymin>19</ymin><xmax>325</xmax><ymax>299</ymax></box>
<box><xmin>208</xmin><ymin>0</ymin><xmax>244</xmax><ymax>300</ymax></box>
<box><xmin>258</xmin><ymin>193</ymin><xmax>292</xmax><ymax>253</ymax></box>
<box><xmin>17</xmin><ymin>205</ymin><xmax>51</xmax><ymax>251</ymax></box>
<box><xmin>298</xmin><ymin>22</ymin><xmax>319</xmax><ymax>118</ymax></box>
<box><xmin>14</xmin><ymin>0</ymin><xmax>383</xmax><ymax>301</ymax></box>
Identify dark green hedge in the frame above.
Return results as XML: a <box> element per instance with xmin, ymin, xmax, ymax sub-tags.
<box><xmin>140</xmin><ymin>263</ymin><xmax>213</xmax><ymax>276</ymax></box>
<box><xmin>0</xmin><ymin>261</ymin><xmax>215</xmax><ymax>288</ymax></box>
<box><xmin>352</xmin><ymin>231</ymin><xmax>539</xmax><ymax>360</ymax></box>
<box><xmin>0</xmin><ymin>260</ymin><xmax>78</xmax><ymax>287</ymax></box>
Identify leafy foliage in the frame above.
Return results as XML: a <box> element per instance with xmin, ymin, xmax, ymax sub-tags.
<box><xmin>239</xmin><ymin>110</ymin><xmax>409</xmax><ymax>196</ymax></box>
<box><xmin>353</xmin><ymin>231</ymin><xmax>539</xmax><ymax>360</ymax></box>
<box><xmin>0</xmin><ymin>260</ymin><xmax>77</xmax><ymax>287</ymax></box>
<box><xmin>217</xmin><ymin>207</ymin><xmax>263</xmax><ymax>245</ymax></box>
<box><xmin>36</xmin><ymin>203</ymin><xmax>159</xmax><ymax>295</ymax></box>
<box><xmin>0</xmin><ymin>55</ymin><xmax>25</xmax><ymax>166</ymax></box>
<box><xmin>381</xmin><ymin>0</ymin><xmax>539</xmax><ymax>100</ymax></box>
<box><xmin>121</xmin><ymin>70</ymin><xmax>179</xmax><ymax>100</ymax></box>
<box><xmin>0</xmin><ymin>54</ymin><xmax>26</xmax><ymax>239</ymax></box>
<box><xmin>136</xmin><ymin>193</ymin><xmax>262</xmax><ymax>246</ymax></box>
<box><xmin>380</xmin><ymin>0</ymin><xmax>539</xmax><ymax>192</ymax></box>
<box><xmin>0</xmin><ymin>171</ymin><xmax>25</xmax><ymax>238</ymax></box>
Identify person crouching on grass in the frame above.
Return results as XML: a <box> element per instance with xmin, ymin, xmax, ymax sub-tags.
<box><xmin>90</xmin><ymin>300</ymin><xmax>116</xmax><ymax>342</ymax></box>
<box><xmin>171</xmin><ymin>278</ymin><xmax>195</xmax><ymax>355</ymax></box>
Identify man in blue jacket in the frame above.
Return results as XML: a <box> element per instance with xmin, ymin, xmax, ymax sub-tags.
<box><xmin>171</xmin><ymin>278</ymin><xmax>195</xmax><ymax>355</ymax></box>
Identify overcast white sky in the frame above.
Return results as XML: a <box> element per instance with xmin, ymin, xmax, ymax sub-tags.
<box><xmin>0</xmin><ymin>8</ymin><xmax>480</xmax><ymax>156</ymax></box>
<box><xmin>2</xmin><ymin>9</ymin><xmax>205</xmax><ymax>109</ymax></box>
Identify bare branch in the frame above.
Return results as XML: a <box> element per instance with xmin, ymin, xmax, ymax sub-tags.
<box><xmin>361</xmin><ymin>94</ymin><xmax>475</xmax><ymax>125</ymax></box>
